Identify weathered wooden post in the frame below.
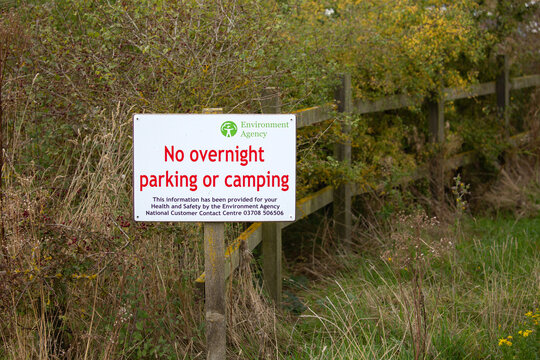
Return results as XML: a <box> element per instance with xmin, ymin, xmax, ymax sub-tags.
<box><xmin>334</xmin><ymin>74</ymin><xmax>352</xmax><ymax>247</ymax></box>
<box><xmin>261</xmin><ymin>88</ymin><xmax>283</xmax><ymax>304</ymax></box>
<box><xmin>428</xmin><ymin>93</ymin><xmax>444</xmax><ymax>144</ymax></box>
<box><xmin>202</xmin><ymin>108</ymin><xmax>226</xmax><ymax>360</ymax></box>
<box><xmin>204</xmin><ymin>222</ymin><xmax>226</xmax><ymax>360</ymax></box>
<box><xmin>427</xmin><ymin>92</ymin><xmax>445</xmax><ymax>203</ymax></box>
<box><xmin>496</xmin><ymin>54</ymin><xmax>510</xmax><ymax>127</ymax></box>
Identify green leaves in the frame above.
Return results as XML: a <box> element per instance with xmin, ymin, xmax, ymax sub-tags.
<box><xmin>278</xmin><ymin>0</ymin><xmax>492</xmax><ymax>104</ymax></box>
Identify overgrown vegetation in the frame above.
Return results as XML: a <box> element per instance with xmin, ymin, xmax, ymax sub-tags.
<box><xmin>278</xmin><ymin>138</ymin><xmax>540</xmax><ymax>359</ymax></box>
<box><xmin>282</xmin><ymin>214</ymin><xmax>540</xmax><ymax>359</ymax></box>
<box><xmin>0</xmin><ymin>0</ymin><xmax>539</xmax><ymax>358</ymax></box>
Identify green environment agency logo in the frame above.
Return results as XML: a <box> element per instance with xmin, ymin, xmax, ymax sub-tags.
<box><xmin>220</xmin><ymin>121</ymin><xmax>237</xmax><ymax>137</ymax></box>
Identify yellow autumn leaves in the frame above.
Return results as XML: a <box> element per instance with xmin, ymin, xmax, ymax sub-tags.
<box><xmin>286</xmin><ymin>0</ymin><xmax>491</xmax><ymax>99</ymax></box>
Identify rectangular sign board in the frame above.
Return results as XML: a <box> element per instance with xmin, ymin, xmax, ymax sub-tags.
<box><xmin>133</xmin><ymin>114</ymin><xmax>296</xmax><ymax>222</ymax></box>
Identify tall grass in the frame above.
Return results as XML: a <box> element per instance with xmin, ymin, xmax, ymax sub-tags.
<box><xmin>281</xmin><ymin>215</ymin><xmax>540</xmax><ymax>359</ymax></box>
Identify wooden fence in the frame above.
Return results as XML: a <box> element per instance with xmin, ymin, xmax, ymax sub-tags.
<box><xmin>195</xmin><ymin>54</ymin><xmax>540</xmax><ymax>304</ymax></box>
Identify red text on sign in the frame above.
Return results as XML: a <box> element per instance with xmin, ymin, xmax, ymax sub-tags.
<box><xmin>164</xmin><ymin>145</ymin><xmax>265</xmax><ymax>166</ymax></box>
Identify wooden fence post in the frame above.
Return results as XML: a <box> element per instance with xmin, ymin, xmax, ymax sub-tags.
<box><xmin>427</xmin><ymin>93</ymin><xmax>445</xmax><ymax>203</ymax></box>
<box><xmin>261</xmin><ymin>88</ymin><xmax>282</xmax><ymax>304</ymax></box>
<box><xmin>334</xmin><ymin>74</ymin><xmax>352</xmax><ymax>247</ymax></box>
<box><xmin>203</xmin><ymin>108</ymin><xmax>226</xmax><ymax>360</ymax></box>
<box><xmin>496</xmin><ymin>54</ymin><xmax>510</xmax><ymax>127</ymax></box>
<box><xmin>428</xmin><ymin>93</ymin><xmax>444</xmax><ymax>144</ymax></box>
<box><xmin>261</xmin><ymin>87</ymin><xmax>281</xmax><ymax>114</ymax></box>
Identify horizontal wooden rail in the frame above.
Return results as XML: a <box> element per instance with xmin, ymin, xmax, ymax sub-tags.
<box><xmin>291</xmin><ymin>74</ymin><xmax>539</xmax><ymax>129</ymax></box>
<box><xmin>443</xmin><ymin>151</ymin><xmax>475</xmax><ymax>171</ymax></box>
<box><xmin>293</xmin><ymin>104</ymin><xmax>334</xmax><ymax>128</ymax></box>
<box><xmin>444</xmin><ymin>82</ymin><xmax>496</xmax><ymax>101</ymax></box>
<box><xmin>293</xmin><ymin>186</ymin><xmax>334</xmax><ymax>223</ymax></box>
<box><xmin>511</xmin><ymin>74</ymin><xmax>540</xmax><ymax>90</ymax></box>
<box><xmin>354</xmin><ymin>93</ymin><xmax>421</xmax><ymax>114</ymax></box>
<box><xmin>508</xmin><ymin>131</ymin><xmax>534</xmax><ymax>147</ymax></box>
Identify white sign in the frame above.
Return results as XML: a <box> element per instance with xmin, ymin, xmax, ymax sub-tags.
<box><xmin>133</xmin><ymin>114</ymin><xmax>296</xmax><ymax>222</ymax></box>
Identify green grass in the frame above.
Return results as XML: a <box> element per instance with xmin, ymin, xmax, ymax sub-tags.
<box><xmin>279</xmin><ymin>215</ymin><xmax>540</xmax><ymax>359</ymax></box>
